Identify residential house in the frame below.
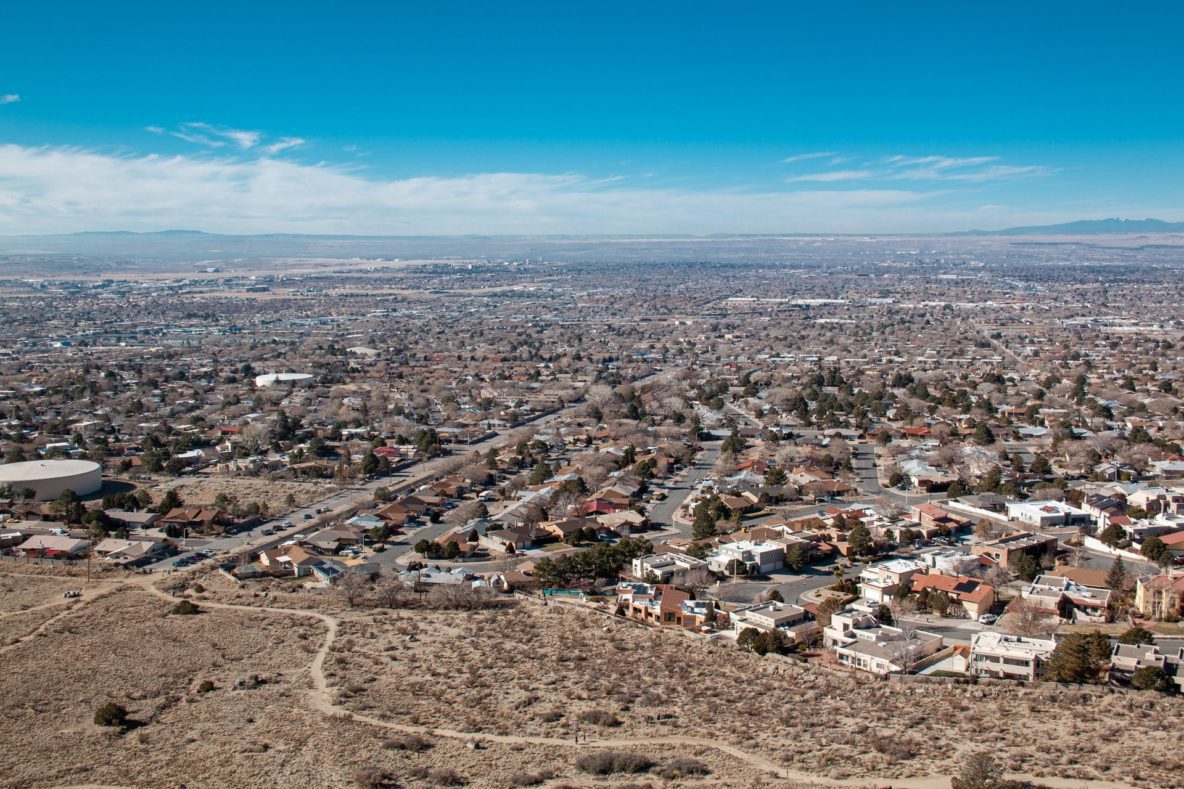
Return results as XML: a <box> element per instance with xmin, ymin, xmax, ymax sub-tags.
<box><xmin>1021</xmin><ymin>574</ymin><xmax>1111</xmax><ymax>623</ymax></box>
<box><xmin>910</xmin><ymin>572</ymin><xmax>996</xmax><ymax>620</ymax></box>
<box><xmin>733</xmin><ymin>601</ymin><xmax>819</xmax><ymax>644</ymax></box>
<box><xmin>305</xmin><ymin>527</ymin><xmax>361</xmax><ymax>553</ymax></box>
<box><xmin>595</xmin><ymin>509</ymin><xmax>647</xmax><ymax>535</ymax></box>
<box><xmin>972</xmin><ymin>531</ymin><xmax>1058</xmax><ymax>568</ymax></box>
<box><xmin>1134</xmin><ymin>573</ymin><xmax>1184</xmax><ymax>620</ymax></box>
<box><xmin>970</xmin><ymin>632</ymin><xmax>1057</xmax><ymax>681</ymax></box>
<box><xmin>311</xmin><ymin>558</ymin><xmax>378</xmax><ymax>583</ymax></box>
<box><xmin>103</xmin><ymin>509</ymin><xmax>161</xmax><ymax>530</ymax></box>
<box><xmin>801</xmin><ymin>479</ymin><xmax>856</xmax><ymax>501</ymax></box>
<box><xmin>630</xmin><ymin>552</ymin><xmax>708</xmax><ymax>583</ymax></box>
<box><xmin>1159</xmin><ymin>529</ymin><xmax>1184</xmax><ymax>560</ymax></box>
<box><xmin>1006</xmin><ymin>500</ymin><xmax>1091</xmax><ymax>529</ymax></box>
<box><xmin>92</xmin><ymin>538</ymin><xmax>165</xmax><ymax>565</ymax></box>
<box><xmin>827</xmin><ymin>609</ymin><xmax>944</xmax><ymax>675</ymax></box>
<box><xmin>1108</xmin><ymin>643</ymin><xmax>1184</xmax><ymax>692</ymax></box>
<box><xmin>539</xmin><ymin>516</ymin><xmax>596</xmax><ymax>542</ymax></box>
<box><xmin>913</xmin><ymin>503</ymin><xmax>969</xmax><ymax>534</ymax></box>
<box><xmin>616</xmin><ymin>582</ymin><xmax>725</xmax><ymax>630</ymax></box>
<box><xmin>279</xmin><ymin>545</ymin><xmax>322</xmax><ymax>575</ymax></box>
<box><xmin>479</xmin><ymin>526</ymin><xmax>541</xmax><ymax>554</ymax></box>
<box><xmin>372</xmin><ymin>500</ymin><xmax>418</xmax><ymax>527</ymax></box>
<box><xmin>859</xmin><ymin>559</ymin><xmax>926</xmax><ymax>604</ymax></box>
<box><xmin>159</xmin><ymin>507</ymin><xmax>228</xmax><ymax>535</ymax></box>
<box><xmin>16</xmin><ymin>534</ymin><xmax>90</xmax><ymax>558</ymax></box>
<box><xmin>707</xmin><ymin>540</ymin><xmax>784</xmax><ymax>575</ymax></box>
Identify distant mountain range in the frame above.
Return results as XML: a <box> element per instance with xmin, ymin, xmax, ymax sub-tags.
<box><xmin>1</xmin><ymin>220</ymin><xmax>1182</xmax><ymax>268</ymax></box>
<box><xmin>967</xmin><ymin>218</ymin><xmax>1184</xmax><ymax>235</ymax></box>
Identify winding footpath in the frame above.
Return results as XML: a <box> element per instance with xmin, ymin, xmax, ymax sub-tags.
<box><xmin>128</xmin><ymin>576</ymin><xmax>1124</xmax><ymax>789</ymax></box>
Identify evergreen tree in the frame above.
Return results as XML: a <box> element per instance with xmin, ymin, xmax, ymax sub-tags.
<box><xmin>1105</xmin><ymin>556</ymin><xmax>1128</xmax><ymax>594</ymax></box>
<box><xmin>847</xmin><ymin>523</ymin><xmax>873</xmax><ymax>556</ymax></box>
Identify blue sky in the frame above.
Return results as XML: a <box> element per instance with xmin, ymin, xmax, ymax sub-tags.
<box><xmin>1</xmin><ymin>2</ymin><xmax>1181</xmax><ymax>234</ymax></box>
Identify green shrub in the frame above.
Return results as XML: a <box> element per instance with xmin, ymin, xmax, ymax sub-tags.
<box><xmin>196</xmin><ymin>680</ymin><xmax>215</xmax><ymax>694</ymax></box>
<box><xmin>171</xmin><ymin>600</ymin><xmax>200</xmax><ymax>616</ymax></box>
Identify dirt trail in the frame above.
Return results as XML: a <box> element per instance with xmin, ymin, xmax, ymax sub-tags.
<box><xmin>125</xmin><ymin>576</ymin><xmax>1131</xmax><ymax>788</ymax></box>
<box><xmin>0</xmin><ymin>581</ymin><xmax>123</xmax><ymax>655</ymax></box>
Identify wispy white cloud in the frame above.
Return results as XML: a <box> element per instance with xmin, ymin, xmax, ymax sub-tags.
<box><xmin>261</xmin><ymin>136</ymin><xmax>306</xmax><ymax>155</ymax></box>
<box><xmin>787</xmin><ymin>169</ymin><xmax>876</xmax><ymax>183</ymax></box>
<box><xmin>166</xmin><ymin>122</ymin><xmax>281</xmax><ymax>151</ymax></box>
<box><xmin>145</xmin><ymin>125</ymin><xmax>165</xmax><ymax>134</ymax></box>
<box><xmin>172</xmin><ymin>122</ymin><xmax>261</xmax><ymax>149</ymax></box>
<box><xmin>0</xmin><ymin>143</ymin><xmax>991</xmax><ymax>235</ymax></box>
<box><xmin>784</xmin><ymin>152</ymin><xmax>1052</xmax><ymax>185</ymax></box>
<box><xmin>0</xmin><ymin>94</ymin><xmax>20</xmax><ymax>105</ymax></box>
<box><xmin>781</xmin><ymin>151</ymin><xmax>835</xmax><ymax>164</ymax></box>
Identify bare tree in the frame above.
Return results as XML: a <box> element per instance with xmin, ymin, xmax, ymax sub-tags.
<box><xmin>680</xmin><ymin>567</ymin><xmax>715</xmax><ymax>597</ymax></box>
<box><xmin>336</xmin><ymin>572</ymin><xmax>369</xmax><ymax>608</ymax></box>
<box><xmin>890</xmin><ymin>618</ymin><xmax>924</xmax><ymax>673</ymax></box>
<box><xmin>373</xmin><ymin>579</ymin><xmax>408</xmax><ymax>608</ymax></box>
<box><xmin>1007</xmin><ymin>596</ymin><xmax>1057</xmax><ymax>638</ymax></box>
<box><xmin>984</xmin><ymin>564</ymin><xmax>1012</xmax><ymax>588</ymax></box>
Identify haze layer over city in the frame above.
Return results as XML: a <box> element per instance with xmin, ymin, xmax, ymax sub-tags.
<box><xmin>1</xmin><ymin>4</ymin><xmax>1183</xmax><ymax>789</ymax></box>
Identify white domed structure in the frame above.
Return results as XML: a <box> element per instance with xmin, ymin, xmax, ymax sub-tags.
<box><xmin>0</xmin><ymin>459</ymin><xmax>102</xmax><ymax>501</ymax></box>
<box><xmin>254</xmin><ymin>372</ymin><xmax>315</xmax><ymax>388</ymax></box>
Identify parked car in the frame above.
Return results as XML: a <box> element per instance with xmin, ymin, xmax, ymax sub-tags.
<box><xmin>260</xmin><ymin>528</ymin><xmax>274</xmax><ymax>536</ymax></box>
<box><xmin>978</xmin><ymin>613</ymin><xmax>998</xmax><ymax>625</ymax></box>
<box><xmin>303</xmin><ymin>513</ymin><xmax>313</xmax><ymax>520</ymax></box>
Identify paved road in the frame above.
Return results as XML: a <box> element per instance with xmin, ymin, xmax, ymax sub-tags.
<box><xmin>648</xmin><ymin>440</ymin><xmax>722</xmax><ymax>536</ymax></box>
<box><xmin>852</xmin><ymin>442</ymin><xmax>946</xmax><ymax>506</ymax></box>
<box><xmin>897</xmin><ymin>615</ymin><xmax>986</xmax><ymax>645</ymax></box>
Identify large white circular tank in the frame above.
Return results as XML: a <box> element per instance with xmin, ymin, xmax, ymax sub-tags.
<box><xmin>254</xmin><ymin>372</ymin><xmax>315</xmax><ymax>388</ymax></box>
<box><xmin>0</xmin><ymin>459</ymin><xmax>103</xmax><ymax>501</ymax></box>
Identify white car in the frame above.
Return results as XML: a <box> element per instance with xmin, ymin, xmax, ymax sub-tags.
<box><xmin>978</xmin><ymin>614</ymin><xmax>998</xmax><ymax>625</ymax></box>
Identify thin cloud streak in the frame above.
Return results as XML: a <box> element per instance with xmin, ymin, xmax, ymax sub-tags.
<box><xmin>161</xmin><ymin>122</ymin><xmax>302</xmax><ymax>154</ymax></box>
<box><xmin>0</xmin><ymin>94</ymin><xmax>21</xmax><ymax>105</ymax></box>
<box><xmin>781</xmin><ymin>151</ymin><xmax>835</xmax><ymax>164</ymax></box>
<box><xmin>784</xmin><ymin>152</ymin><xmax>1052</xmax><ymax>184</ymax></box>
<box><xmin>787</xmin><ymin>169</ymin><xmax>876</xmax><ymax>183</ymax></box>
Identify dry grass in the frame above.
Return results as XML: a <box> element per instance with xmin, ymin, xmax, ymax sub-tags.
<box><xmin>144</xmin><ymin>474</ymin><xmax>338</xmax><ymax>515</ymax></box>
<box><xmin>0</xmin><ymin>562</ymin><xmax>1178</xmax><ymax>787</ymax></box>
<box><xmin>0</xmin><ymin>571</ymin><xmax>80</xmax><ymax>613</ymax></box>
<box><xmin>325</xmin><ymin>603</ymin><xmax>1184</xmax><ymax>787</ymax></box>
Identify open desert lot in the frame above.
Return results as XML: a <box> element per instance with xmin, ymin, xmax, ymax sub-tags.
<box><xmin>0</xmin><ymin>563</ymin><xmax>1176</xmax><ymax>788</ymax></box>
<box><xmin>141</xmin><ymin>475</ymin><xmax>340</xmax><ymax>515</ymax></box>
